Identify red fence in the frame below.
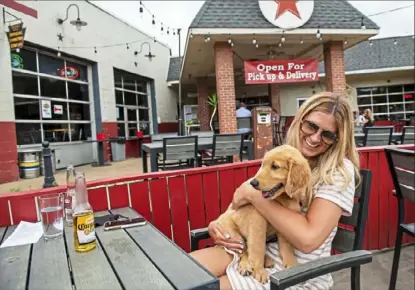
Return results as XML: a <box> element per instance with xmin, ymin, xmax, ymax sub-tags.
<box><xmin>0</xmin><ymin>144</ymin><xmax>414</xmax><ymax>252</ymax></box>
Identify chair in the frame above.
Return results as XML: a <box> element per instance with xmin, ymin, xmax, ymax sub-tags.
<box><xmin>385</xmin><ymin>148</ymin><xmax>415</xmax><ymax>290</ymax></box>
<box><xmin>190</xmin><ymin>170</ymin><xmax>373</xmax><ymax>290</ymax></box>
<box><xmin>200</xmin><ymin>133</ymin><xmax>243</xmax><ymax>166</ymax></box>
<box><xmin>190</xmin><ymin>131</ymin><xmax>214</xmax><ymax>139</ymax></box>
<box><xmin>237</xmin><ymin>117</ymin><xmax>252</xmax><ymax>138</ymax></box>
<box><xmin>159</xmin><ymin>136</ymin><xmax>198</xmax><ymax>171</ymax></box>
<box><xmin>359</xmin><ymin>126</ymin><xmax>393</xmax><ymax>147</ymax></box>
<box><xmin>151</xmin><ymin>132</ymin><xmax>178</xmax><ymax>142</ymax></box>
<box><xmin>401</xmin><ymin>126</ymin><xmax>415</xmax><ymax>144</ymax></box>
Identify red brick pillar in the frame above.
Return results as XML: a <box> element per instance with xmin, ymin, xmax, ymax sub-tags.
<box><xmin>0</xmin><ymin>122</ymin><xmax>19</xmax><ymax>184</ymax></box>
<box><xmin>269</xmin><ymin>84</ymin><xmax>281</xmax><ymax>115</ymax></box>
<box><xmin>323</xmin><ymin>41</ymin><xmax>346</xmax><ymax>95</ymax></box>
<box><xmin>196</xmin><ymin>77</ymin><xmax>210</xmax><ymax>131</ymax></box>
<box><xmin>214</xmin><ymin>42</ymin><xmax>237</xmax><ymax>133</ymax></box>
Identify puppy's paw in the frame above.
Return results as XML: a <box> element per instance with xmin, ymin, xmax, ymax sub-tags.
<box><xmin>264</xmin><ymin>254</ymin><xmax>274</xmax><ymax>268</ymax></box>
<box><xmin>252</xmin><ymin>267</ymin><xmax>269</xmax><ymax>284</ymax></box>
<box><xmin>282</xmin><ymin>256</ymin><xmax>297</xmax><ymax>268</ymax></box>
<box><xmin>238</xmin><ymin>258</ymin><xmax>253</xmax><ymax>276</ymax></box>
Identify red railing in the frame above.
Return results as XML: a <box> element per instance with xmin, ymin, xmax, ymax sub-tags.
<box><xmin>0</xmin><ymin>144</ymin><xmax>414</xmax><ymax>252</ymax></box>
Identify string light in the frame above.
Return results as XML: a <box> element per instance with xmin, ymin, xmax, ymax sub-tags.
<box><xmin>139</xmin><ymin>1</ymin><xmax>179</xmax><ymax>38</ymax></box>
<box><xmin>361</xmin><ymin>17</ymin><xmax>366</xmax><ymax>29</ymax></box>
<box><xmin>57</xmin><ymin>47</ymin><xmax>61</xmax><ymax>57</ymax></box>
<box><xmin>393</xmin><ymin>38</ymin><xmax>397</xmax><ymax>45</ymax></box>
<box><xmin>94</xmin><ymin>47</ymin><xmax>97</xmax><ymax>54</ymax></box>
<box><xmin>281</xmin><ymin>31</ymin><xmax>285</xmax><ymax>43</ymax></box>
<box><xmin>316</xmin><ymin>26</ymin><xmax>321</xmax><ymax>39</ymax></box>
<box><xmin>300</xmin><ymin>38</ymin><xmax>303</xmax><ymax>44</ymax></box>
<box><xmin>252</xmin><ymin>34</ymin><xmax>257</xmax><ymax>44</ymax></box>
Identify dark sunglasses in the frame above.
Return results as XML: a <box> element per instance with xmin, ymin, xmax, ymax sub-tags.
<box><xmin>300</xmin><ymin>120</ymin><xmax>338</xmax><ymax>145</ymax></box>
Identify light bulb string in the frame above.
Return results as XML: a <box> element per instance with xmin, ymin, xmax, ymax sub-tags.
<box><xmin>140</xmin><ymin>1</ymin><xmax>179</xmax><ymax>33</ymax></box>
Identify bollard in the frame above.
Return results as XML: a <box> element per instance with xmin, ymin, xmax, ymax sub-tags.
<box><xmin>42</xmin><ymin>141</ymin><xmax>58</xmax><ymax>188</ymax></box>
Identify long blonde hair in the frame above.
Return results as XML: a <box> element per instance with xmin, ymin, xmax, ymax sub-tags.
<box><xmin>364</xmin><ymin>108</ymin><xmax>374</xmax><ymax>122</ymax></box>
<box><xmin>286</xmin><ymin>92</ymin><xmax>360</xmax><ymax>190</ymax></box>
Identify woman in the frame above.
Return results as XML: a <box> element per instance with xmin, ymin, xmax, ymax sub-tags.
<box><xmin>361</xmin><ymin>108</ymin><xmax>374</xmax><ymax>128</ymax></box>
<box><xmin>190</xmin><ymin>92</ymin><xmax>360</xmax><ymax>290</ymax></box>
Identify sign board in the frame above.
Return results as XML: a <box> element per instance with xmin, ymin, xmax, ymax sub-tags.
<box><xmin>7</xmin><ymin>22</ymin><xmax>26</xmax><ymax>51</ymax></box>
<box><xmin>258</xmin><ymin>0</ymin><xmax>314</xmax><ymax>29</ymax></box>
<box><xmin>41</xmin><ymin>100</ymin><xmax>51</xmax><ymax>119</ymax></box>
<box><xmin>257</xmin><ymin>112</ymin><xmax>271</xmax><ymax>124</ymax></box>
<box><xmin>244</xmin><ymin>59</ymin><xmax>319</xmax><ymax>84</ymax></box>
<box><xmin>11</xmin><ymin>53</ymin><xmax>23</xmax><ymax>69</ymax></box>
<box><xmin>53</xmin><ymin>104</ymin><xmax>63</xmax><ymax>115</ymax></box>
<box><xmin>59</xmin><ymin>66</ymin><xmax>79</xmax><ymax>80</ymax></box>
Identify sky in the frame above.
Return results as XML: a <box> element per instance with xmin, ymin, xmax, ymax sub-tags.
<box><xmin>92</xmin><ymin>1</ymin><xmax>415</xmax><ymax>57</ymax></box>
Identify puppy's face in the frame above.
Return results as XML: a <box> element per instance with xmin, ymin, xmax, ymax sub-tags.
<box><xmin>250</xmin><ymin>145</ymin><xmax>311</xmax><ymax>202</ymax></box>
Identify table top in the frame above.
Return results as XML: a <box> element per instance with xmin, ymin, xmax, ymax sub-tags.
<box><xmin>0</xmin><ymin>207</ymin><xmax>218</xmax><ymax>290</ymax></box>
<box><xmin>355</xmin><ymin>132</ymin><xmax>402</xmax><ymax>137</ymax></box>
<box><xmin>142</xmin><ymin>137</ymin><xmax>252</xmax><ymax>150</ymax></box>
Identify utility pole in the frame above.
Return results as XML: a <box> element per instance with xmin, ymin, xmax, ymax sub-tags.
<box><xmin>177</xmin><ymin>28</ymin><xmax>181</xmax><ymax>57</ymax></box>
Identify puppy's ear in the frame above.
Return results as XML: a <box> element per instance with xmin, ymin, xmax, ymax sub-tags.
<box><xmin>285</xmin><ymin>158</ymin><xmax>311</xmax><ymax>200</ymax></box>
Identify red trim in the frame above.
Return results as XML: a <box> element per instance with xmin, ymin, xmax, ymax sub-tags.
<box><xmin>0</xmin><ymin>0</ymin><xmax>38</xmax><ymax>18</ymax></box>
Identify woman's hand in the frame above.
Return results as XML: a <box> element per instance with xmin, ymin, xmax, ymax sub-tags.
<box><xmin>208</xmin><ymin>221</ymin><xmax>245</xmax><ymax>254</ymax></box>
<box><xmin>231</xmin><ymin>180</ymin><xmax>261</xmax><ymax>210</ymax></box>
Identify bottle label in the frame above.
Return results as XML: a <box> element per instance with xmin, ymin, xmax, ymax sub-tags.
<box><xmin>76</xmin><ymin>213</ymin><xmax>96</xmax><ymax>244</ymax></box>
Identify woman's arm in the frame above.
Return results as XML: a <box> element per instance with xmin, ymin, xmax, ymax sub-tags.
<box><xmin>247</xmin><ymin>193</ymin><xmax>342</xmax><ymax>253</ymax></box>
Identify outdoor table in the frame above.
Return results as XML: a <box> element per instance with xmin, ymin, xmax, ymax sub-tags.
<box><xmin>141</xmin><ymin>138</ymin><xmax>254</xmax><ymax>173</ymax></box>
<box><xmin>0</xmin><ymin>207</ymin><xmax>218</xmax><ymax>290</ymax></box>
<box><xmin>354</xmin><ymin>132</ymin><xmax>402</xmax><ymax>144</ymax></box>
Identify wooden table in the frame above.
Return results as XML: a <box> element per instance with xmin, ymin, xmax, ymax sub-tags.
<box><xmin>141</xmin><ymin>138</ymin><xmax>254</xmax><ymax>173</ymax></box>
<box><xmin>0</xmin><ymin>207</ymin><xmax>218</xmax><ymax>290</ymax></box>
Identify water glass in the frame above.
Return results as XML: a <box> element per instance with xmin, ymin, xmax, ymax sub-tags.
<box><xmin>38</xmin><ymin>193</ymin><xmax>64</xmax><ymax>240</ymax></box>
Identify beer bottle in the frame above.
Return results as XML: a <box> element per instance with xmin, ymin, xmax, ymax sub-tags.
<box><xmin>73</xmin><ymin>172</ymin><xmax>96</xmax><ymax>252</ymax></box>
<box><xmin>65</xmin><ymin>165</ymin><xmax>76</xmax><ymax>226</ymax></box>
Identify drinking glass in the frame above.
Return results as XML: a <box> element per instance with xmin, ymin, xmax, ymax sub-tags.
<box><xmin>38</xmin><ymin>193</ymin><xmax>64</xmax><ymax>240</ymax></box>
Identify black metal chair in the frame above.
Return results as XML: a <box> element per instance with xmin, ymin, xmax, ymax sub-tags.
<box><xmin>190</xmin><ymin>170</ymin><xmax>373</xmax><ymax>290</ymax></box>
<box><xmin>359</xmin><ymin>126</ymin><xmax>393</xmax><ymax>147</ymax></box>
<box><xmin>158</xmin><ymin>136</ymin><xmax>198</xmax><ymax>171</ymax></box>
<box><xmin>401</xmin><ymin>126</ymin><xmax>415</xmax><ymax>144</ymax></box>
<box><xmin>385</xmin><ymin>147</ymin><xmax>415</xmax><ymax>290</ymax></box>
<box><xmin>199</xmin><ymin>133</ymin><xmax>244</xmax><ymax>166</ymax></box>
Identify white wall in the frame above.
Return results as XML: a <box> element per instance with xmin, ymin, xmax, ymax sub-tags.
<box><xmin>0</xmin><ymin>0</ymin><xmax>177</xmax><ymax>123</ymax></box>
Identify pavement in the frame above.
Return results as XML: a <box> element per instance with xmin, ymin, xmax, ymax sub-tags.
<box><xmin>332</xmin><ymin>246</ymin><xmax>414</xmax><ymax>290</ymax></box>
<box><xmin>0</xmin><ymin>157</ymin><xmax>149</xmax><ymax>194</ymax></box>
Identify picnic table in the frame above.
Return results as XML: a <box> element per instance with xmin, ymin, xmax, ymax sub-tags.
<box><xmin>141</xmin><ymin>138</ymin><xmax>254</xmax><ymax>173</ymax></box>
<box><xmin>0</xmin><ymin>207</ymin><xmax>218</xmax><ymax>290</ymax></box>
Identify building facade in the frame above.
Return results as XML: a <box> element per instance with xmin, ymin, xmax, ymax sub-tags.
<box><xmin>0</xmin><ymin>0</ymin><xmax>177</xmax><ymax>183</ymax></box>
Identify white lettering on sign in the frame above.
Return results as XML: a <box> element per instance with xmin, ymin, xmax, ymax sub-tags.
<box><xmin>247</xmin><ymin>72</ymin><xmax>265</xmax><ymax>81</ymax></box>
<box><xmin>257</xmin><ymin>64</ymin><xmax>285</xmax><ymax>73</ymax></box>
<box><xmin>286</xmin><ymin>71</ymin><xmax>317</xmax><ymax>80</ymax></box>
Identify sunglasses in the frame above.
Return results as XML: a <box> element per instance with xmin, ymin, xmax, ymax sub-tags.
<box><xmin>300</xmin><ymin>120</ymin><xmax>338</xmax><ymax>145</ymax></box>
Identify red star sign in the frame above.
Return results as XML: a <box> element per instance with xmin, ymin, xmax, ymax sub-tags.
<box><xmin>274</xmin><ymin>0</ymin><xmax>302</xmax><ymax>20</ymax></box>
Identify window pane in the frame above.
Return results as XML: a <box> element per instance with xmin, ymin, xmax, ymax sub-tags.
<box><xmin>69</xmin><ymin>103</ymin><xmax>90</xmax><ymax>121</ymax></box>
<box><xmin>405</xmin><ymin>102</ymin><xmax>414</xmax><ymax>112</ymax></box>
<box><xmin>14</xmin><ymin>97</ymin><xmax>39</xmax><ymax>120</ymax></box>
<box><xmin>139</xmin><ymin>122</ymin><xmax>150</xmax><ymax>136</ymax></box>
<box><xmin>117</xmin><ymin>123</ymin><xmax>125</xmax><ymax>137</ymax></box>
<box><xmin>403</xmin><ymin>84</ymin><xmax>415</xmax><ymax>92</ymax></box>
<box><xmin>116</xmin><ymin>106</ymin><xmax>124</xmax><ymax>121</ymax></box>
<box><xmin>388</xmin><ymin>85</ymin><xmax>403</xmax><ymax>94</ymax></box>
<box><xmin>40</xmin><ymin>77</ymin><xmax>66</xmax><ymax>99</ymax></box>
<box><xmin>12</xmin><ymin>72</ymin><xmax>38</xmax><ymax>95</ymax></box>
<box><xmin>71</xmin><ymin>124</ymin><xmax>91</xmax><ymax>141</ymax></box>
<box><xmin>373</xmin><ymin>105</ymin><xmax>387</xmax><ymax>114</ymax></box>
<box><xmin>115</xmin><ymin>90</ymin><xmax>123</xmax><ymax>104</ymax></box>
<box><xmin>139</xmin><ymin>108</ymin><xmax>149</xmax><ymax>121</ymax></box>
<box><xmin>124</xmin><ymin>91</ymin><xmax>137</xmax><ymax>106</ymax></box>
<box><xmin>127</xmin><ymin>109</ymin><xmax>137</xmax><ymax>121</ymax></box>
<box><xmin>136</xmin><ymin>80</ymin><xmax>147</xmax><ymax>93</ymax></box>
<box><xmin>38</xmin><ymin>53</ymin><xmax>64</xmax><ymax>77</ymax></box>
<box><xmin>65</xmin><ymin>61</ymin><xmax>88</xmax><ymax>82</ymax></box>
<box><xmin>43</xmin><ymin>123</ymin><xmax>69</xmax><ymax>143</ymax></box>
<box><xmin>389</xmin><ymin>104</ymin><xmax>404</xmax><ymax>113</ymax></box>
<box><xmin>114</xmin><ymin>69</ymin><xmax>123</xmax><ymax>88</ymax></box>
<box><xmin>357</xmin><ymin>97</ymin><xmax>371</xmax><ymax>106</ymax></box>
<box><xmin>68</xmin><ymin>82</ymin><xmax>89</xmax><ymax>101</ymax></box>
<box><xmin>356</xmin><ymin>87</ymin><xmax>373</xmax><ymax>96</ymax></box>
<box><xmin>370</xmin><ymin>86</ymin><xmax>387</xmax><ymax>95</ymax></box>
<box><xmin>138</xmin><ymin>95</ymin><xmax>148</xmax><ymax>107</ymax></box>
<box><xmin>123</xmin><ymin>74</ymin><xmax>136</xmax><ymax>91</ymax></box>
<box><xmin>16</xmin><ymin>123</ymin><xmax>41</xmax><ymax>145</ymax></box>
<box><xmin>128</xmin><ymin>123</ymin><xmax>138</xmax><ymax>137</ymax></box>
<box><xmin>389</xmin><ymin>94</ymin><xmax>403</xmax><ymax>103</ymax></box>
<box><xmin>389</xmin><ymin>113</ymin><xmax>404</xmax><ymax>121</ymax></box>
<box><xmin>11</xmin><ymin>49</ymin><xmax>36</xmax><ymax>71</ymax></box>
<box><xmin>372</xmin><ymin>95</ymin><xmax>387</xmax><ymax>104</ymax></box>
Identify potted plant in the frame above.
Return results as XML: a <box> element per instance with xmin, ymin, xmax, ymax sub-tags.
<box><xmin>207</xmin><ymin>93</ymin><xmax>218</xmax><ymax>131</ymax></box>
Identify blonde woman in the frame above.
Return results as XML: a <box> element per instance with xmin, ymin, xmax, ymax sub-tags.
<box><xmin>190</xmin><ymin>92</ymin><xmax>360</xmax><ymax>290</ymax></box>
<box><xmin>361</xmin><ymin>108</ymin><xmax>374</xmax><ymax>128</ymax></box>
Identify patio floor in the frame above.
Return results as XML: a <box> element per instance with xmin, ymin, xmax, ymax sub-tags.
<box><xmin>332</xmin><ymin>245</ymin><xmax>414</xmax><ymax>290</ymax></box>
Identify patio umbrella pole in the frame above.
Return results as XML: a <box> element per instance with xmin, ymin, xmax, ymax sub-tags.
<box><xmin>178</xmin><ymin>78</ymin><xmax>183</xmax><ymax>136</ymax></box>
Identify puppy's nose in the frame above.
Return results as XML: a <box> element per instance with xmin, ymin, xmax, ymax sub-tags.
<box><xmin>250</xmin><ymin>179</ymin><xmax>259</xmax><ymax>189</ymax></box>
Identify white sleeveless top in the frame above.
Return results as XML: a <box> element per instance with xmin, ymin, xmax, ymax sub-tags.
<box><xmin>226</xmin><ymin>159</ymin><xmax>356</xmax><ymax>290</ymax></box>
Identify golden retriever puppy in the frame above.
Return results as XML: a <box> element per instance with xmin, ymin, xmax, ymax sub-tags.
<box><xmin>216</xmin><ymin>145</ymin><xmax>312</xmax><ymax>284</ymax></box>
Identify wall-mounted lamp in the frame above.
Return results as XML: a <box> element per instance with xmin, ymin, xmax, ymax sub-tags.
<box><xmin>57</xmin><ymin>4</ymin><xmax>87</xmax><ymax>31</ymax></box>
<box><xmin>134</xmin><ymin>42</ymin><xmax>155</xmax><ymax>61</ymax></box>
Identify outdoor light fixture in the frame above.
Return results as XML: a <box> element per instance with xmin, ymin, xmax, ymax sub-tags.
<box><xmin>134</xmin><ymin>42</ymin><xmax>155</xmax><ymax>61</ymax></box>
<box><xmin>57</xmin><ymin>4</ymin><xmax>88</xmax><ymax>31</ymax></box>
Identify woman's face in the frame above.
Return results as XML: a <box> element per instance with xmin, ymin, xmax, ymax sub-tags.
<box><xmin>299</xmin><ymin>111</ymin><xmax>337</xmax><ymax>158</ymax></box>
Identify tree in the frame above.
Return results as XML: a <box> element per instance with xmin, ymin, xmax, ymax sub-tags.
<box><xmin>207</xmin><ymin>93</ymin><xmax>218</xmax><ymax>132</ymax></box>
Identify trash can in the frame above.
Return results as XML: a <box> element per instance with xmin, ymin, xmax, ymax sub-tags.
<box><xmin>110</xmin><ymin>137</ymin><xmax>126</xmax><ymax>161</ymax></box>
<box><xmin>39</xmin><ymin>149</ymin><xmax>56</xmax><ymax>176</ymax></box>
<box><xmin>19</xmin><ymin>151</ymin><xmax>40</xmax><ymax>179</ymax></box>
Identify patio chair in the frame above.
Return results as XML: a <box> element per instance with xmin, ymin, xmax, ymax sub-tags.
<box><xmin>159</xmin><ymin>136</ymin><xmax>199</xmax><ymax>171</ymax></box>
<box><xmin>190</xmin><ymin>169</ymin><xmax>373</xmax><ymax>290</ymax></box>
<box><xmin>359</xmin><ymin>126</ymin><xmax>393</xmax><ymax>147</ymax></box>
<box><xmin>237</xmin><ymin>117</ymin><xmax>252</xmax><ymax>139</ymax></box>
<box><xmin>384</xmin><ymin>148</ymin><xmax>415</xmax><ymax>290</ymax></box>
<box><xmin>199</xmin><ymin>133</ymin><xmax>244</xmax><ymax>166</ymax></box>
<box><xmin>151</xmin><ymin>132</ymin><xmax>178</xmax><ymax>142</ymax></box>
<box><xmin>190</xmin><ymin>131</ymin><xmax>214</xmax><ymax>139</ymax></box>
<box><xmin>401</xmin><ymin>126</ymin><xmax>415</xmax><ymax>144</ymax></box>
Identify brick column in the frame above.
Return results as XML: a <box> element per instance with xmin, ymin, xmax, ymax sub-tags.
<box><xmin>196</xmin><ymin>77</ymin><xmax>210</xmax><ymax>131</ymax></box>
<box><xmin>214</xmin><ymin>42</ymin><xmax>237</xmax><ymax>133</ymax></box>
<box><xmin>323</xmin><ymin>41</ymin><xmax>346</xmax><ymax>95</ymax></box>
<box><xmin>269</xmin><ymin>84</ymin><xmax>281</xmax><ymax>115</ymax></box>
